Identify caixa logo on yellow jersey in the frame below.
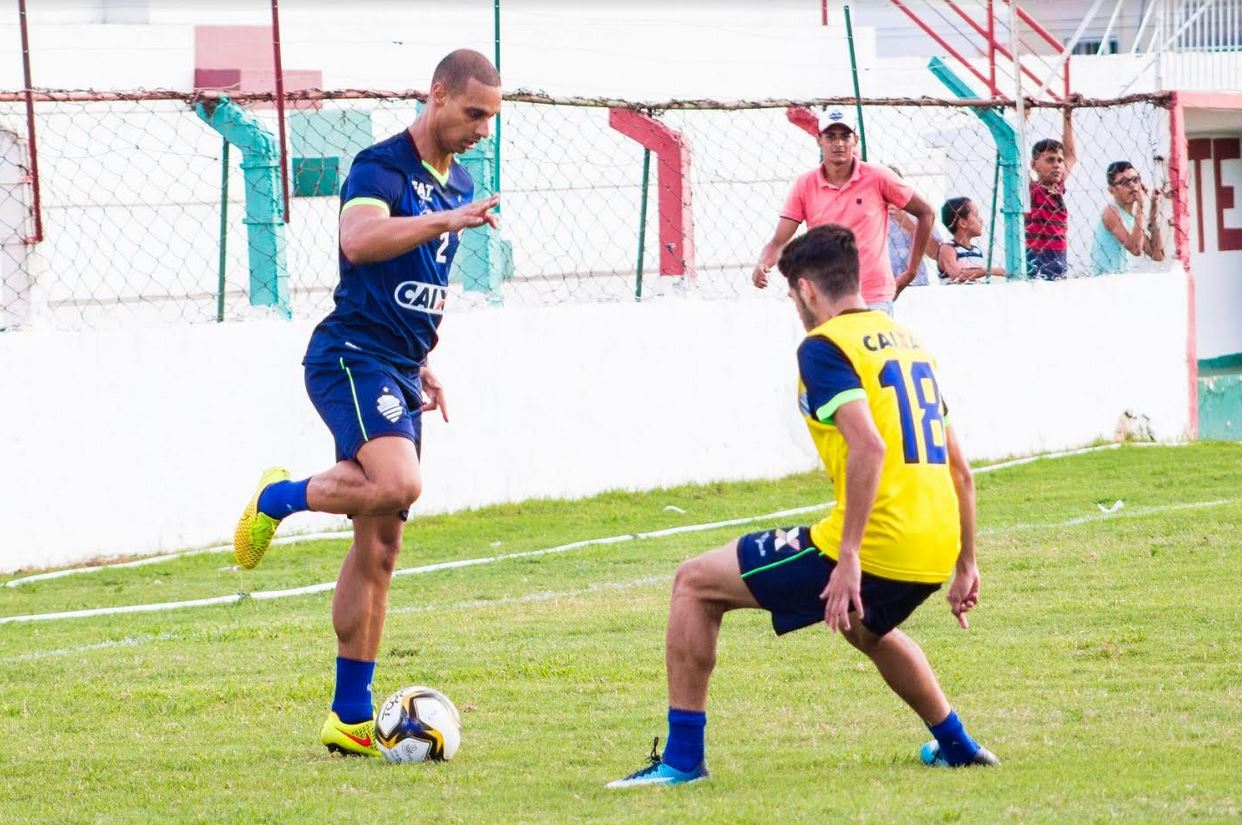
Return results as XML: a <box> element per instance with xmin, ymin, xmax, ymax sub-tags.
<box><xmin>394</xmin><ymin>281</ymin><xmax>447</xmax><ymax>315</ymax></box>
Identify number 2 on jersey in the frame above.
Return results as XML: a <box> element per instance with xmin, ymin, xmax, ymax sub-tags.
<box><xmin>878</xmin><ymin>360</ymin><xmax>947</xmax><ymax>464</ymax></box>
<box><xmin>435</xmin><ymin>231</ymin><xmax>451</xmax><ymax>264</ymax></box>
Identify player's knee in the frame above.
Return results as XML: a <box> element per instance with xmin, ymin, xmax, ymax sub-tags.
<box><xmin>374</xmin><ymin>476</ymin><xmax>421</xmax><ymax>512</ymax></box>
<box><xmin>672</xmin><ymin>557</ymin><xmax>710</xmax><ymax>600</ymax></box>
<box><xmin>372</xmin><ymin>538</ymin><xmax>402</xmax><ymax>576</ymax></box>
<box><xmin>842</xmin><ymin>622</ymin><xmax>881</xmax><ymax>655</ymax></box>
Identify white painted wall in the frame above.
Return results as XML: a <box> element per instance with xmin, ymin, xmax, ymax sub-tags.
<box><xmin>0</xmin><ymin>271</ymin><xmax>1191</xmax><ymax>573</ymax></box>
<box><xmin>1185</xmin><ymin>109</ymin><xmax>1242</xmax><ymax>360</ymax></box>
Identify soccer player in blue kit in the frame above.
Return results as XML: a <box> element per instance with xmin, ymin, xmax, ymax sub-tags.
<box><xmin>231</xmin><ymin>49</ymin><xmax>502</xmax><ymax>756</ymax></box>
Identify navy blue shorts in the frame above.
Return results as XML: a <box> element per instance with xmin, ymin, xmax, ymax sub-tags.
<box><xmin>1027</xmin><ymin>249</ymin><xmax>1067</xmax><ymax>281</ymax></box>
<box><xmin>737</xmin><ymin>526</ymin><xmax>940</xmax><ymax>637</ymax></box>
<box><xmin>304</xmin><ymin>354</ymin><xmax>423</xmax><ymax>463</ymax></box>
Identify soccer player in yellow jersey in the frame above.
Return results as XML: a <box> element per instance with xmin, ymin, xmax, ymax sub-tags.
<box><xmin>608</xmin><ymin>225</ymin><xmax>998</xmax><ymax>788</ymax></box>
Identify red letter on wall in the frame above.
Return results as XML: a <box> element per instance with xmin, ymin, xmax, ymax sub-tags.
<box><xmin>609</xmin><ymin>109</ymin><xmax>695</xmax><ymax>278</ymax></box>
<box><xmin>1213</xmin><ymin>137</ymin><xmax>1242</xmax><ymax>252</ymax></box>
<box><xmin>1187</xmin><ymin>138</ymin><xmax>1213</xmax><ymax>254</ymax></box>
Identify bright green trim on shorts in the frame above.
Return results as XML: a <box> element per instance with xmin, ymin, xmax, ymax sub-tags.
<box><xmin>740</xmin><ymin>547</ymin><xmax>819</xmax><ymax>580</ymax></box>
<box><xmin>339</xmin><ymin>357</ymin><xmax>369</xmax><ymax>442</ymax></box>
<box><xmin>340</xmin><ymin>197</ymin><xmax>390</xmax><ymax>215</ymax></box>
<box><xmin>816</xmin><ymin>388</ymin><xmax>867</xmax><ymax>424</ymax></box>
<box><xmin>421</xmin><ymin>160</ymin><xmax>450</xmax><ymax>187</ymax></box>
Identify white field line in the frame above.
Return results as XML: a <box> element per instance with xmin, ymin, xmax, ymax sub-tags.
<box><xmin>4</xmin><ymin>442</ymin><xmax>1141</xmax><ymax>589</ymax></box>
<box><xmin>4</xmin><ymin>530</ymin><xmax>353</xmax><ymax>588</ymax></box>
<box><xmin>3</xmin><ymin>633</ymin><xmax>176</xmax><ymax>664</ymax></box>
<box><xmin>4</xmin><ymin>492</ymin><xmax>1235</xmax><ymax>627</ymax></box>
<box><xmin>0</xmin><ymin>442</ymin><xmax>1206</xmax><ymax>625</ymax></box>
<box><xmin>979</xmin><ymin>497</ymin><xmax>1238</xmax><ymax>535</ymax></box>
<box><xmin>0</xmin><ymin>502</ymin><xmax>829</xmax><ymax>625</ymax></box>
<box><xmin>0</xmin><ymin>578</ymin><xmax>669</xmax><ymax>666</ymax></box>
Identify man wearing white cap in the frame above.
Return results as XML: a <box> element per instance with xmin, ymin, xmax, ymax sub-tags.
<box><xmin>752</xmin><ymin>106</ymin><xmax>935</xmax><ymax>314</ymax></box>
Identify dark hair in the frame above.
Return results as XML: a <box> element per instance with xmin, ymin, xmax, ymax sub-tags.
<box><xmin>777</xmin><ymin>225</ymin><xmax>859</xmax><ymax>299</ymax></box>
<box><xmin>432</xmin><ymin>49</ymin><xmax>501</xmax><ymax>93</ymax></box>
<box><xmin>941</xmin><ymin>196</ymin><xmax>973</xmax><ymax>233</ymax></box>
<box><xmin>1031</xmin><ymin>138</ymin><xmax>1063</xmax><ymax>159</ymax></box>
<box><xmin>1106</xmin><ymin>160</ymin><xmax>1135</xmax><ymax>185</ymax></box>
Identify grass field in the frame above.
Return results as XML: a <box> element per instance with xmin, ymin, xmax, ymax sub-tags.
<box><xmin>1</xmin><ymin>444</ymin><xmax>1239</xmax><ymax>824</ymax></box>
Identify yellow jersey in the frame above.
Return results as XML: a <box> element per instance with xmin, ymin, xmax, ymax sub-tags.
<box><xmin>798</xmin><ymin>309</ymin><xmax>960</xmax><ymax>583</ymax></box>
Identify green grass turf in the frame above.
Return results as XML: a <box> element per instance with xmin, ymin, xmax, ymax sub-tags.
<box><xmin>1</xmin><ymin>443</ymin><xmax>1238</xmax><ymax>823</ymax></box>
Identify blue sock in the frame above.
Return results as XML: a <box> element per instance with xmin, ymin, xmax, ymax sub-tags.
<box><xmin>331</xmin><ymin>657</ymin><xmax>376</xmax><ymax>724</ymax></box>
<box><xmin>928</xmin><ymin>709</ymin><xmax>979</xmax><ymax>765</ymax></box>
<box><xmin>257</xmin><ymin>478</ymin><xmax>310</xmax><ymax>520</ymax></box>
<box><xmin>662</xmin><ymin>707</ymin><xmax>707</xmax><ymax>772</ymax></box>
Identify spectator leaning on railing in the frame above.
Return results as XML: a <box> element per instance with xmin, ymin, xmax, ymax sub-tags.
<box><xmin>1026</xmin><ymin>100</ymin><xmax>1077</xmax><ymax>280</ymax></box>
<box><xmin>752</xmin><ymin>107</ymin><xmax>935</xmax><ymax>315</ymax></box>
<box><xmin>937</xmin><ymin>197</ymin><xmax>1006</xmax><ymax>285</ymax></box>
<box><xmin>1091</xmin><ymin>161</ymin><xmax>1165</xmax><ymax>275</ymax></box>
<box><xmin>886</xmin><ymin>165</ymin><xmax>944</xmax><ymax>289</ymax></box>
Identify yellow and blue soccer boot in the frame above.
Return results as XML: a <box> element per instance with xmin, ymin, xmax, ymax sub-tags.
<box><xmin>606</xmin><ymin>738</ymin><xmax>709</xmax><ymax>789</ymax></box>
<box><xmin>320</xmin><ymin>712</ymin><xmax>380</xmax><ymax>758</ymax></box>
<box><xmin>232</xmin><ymin>467</ymin><xmax>289</xmax><ymax>569</ymax></box>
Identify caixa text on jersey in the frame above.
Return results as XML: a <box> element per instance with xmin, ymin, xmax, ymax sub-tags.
<box><xmin>394</xmin><ymin>282</ymin><xmax>447</xmax><ymax>315</ymax></box>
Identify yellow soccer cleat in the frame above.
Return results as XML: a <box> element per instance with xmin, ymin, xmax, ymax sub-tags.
<box><xmin>232</xmin><ymin>466</ymin><xmax>290</xmax><ymax>569</ymax></box>
<box><xmin>321</xmin><ymin>712</ymin><xmax>380</xmax><ymax>758</ymax></box>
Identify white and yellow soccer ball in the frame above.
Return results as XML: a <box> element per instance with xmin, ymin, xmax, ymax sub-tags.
<box><xmin>375</xmin><ymin>685</ymin><xmax>462</xmax><ymax>764</ymax></box>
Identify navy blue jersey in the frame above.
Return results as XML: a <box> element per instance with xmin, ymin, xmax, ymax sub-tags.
<box><xmin>304</xmin><ymin>130</ymin><xmax>474</xmax><ymax>372</ymax></box>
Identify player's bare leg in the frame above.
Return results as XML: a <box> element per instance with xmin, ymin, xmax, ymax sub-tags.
<box><xmin>609</xmin><ymin>541</ymin><xmax>758</xmax><ymax>788</ymax></box>
<box><xmin>320</xmin><ymin>436</ymin><xmax>421</xmax><ymax>757</ymax></box>
<box><xmin>233</xmin><ymin>435</ymin><xmax>422</xmax><ymax>570</ymax></box>
<box><xmin>308</xmin><ymin>435</ymin><xmax>423</xmax><ymax>517</ymax></box>
<box><xmin>666</xmin><ymin>540</ymin><xmax>761</xmax><ymax>711</ymax></box>
<box><xmin>842</xmin><ymin>623</ymin><xmax>998</xmax><ymax>767</ymax></box>
<box><xmin>333</xmin><ymin>513</ymin><xmax>405</xmax><ymax>661</ymax></box>
<box><xmin>841</xmin><ymin>624</ymin><xmax>949</xmax><ymax>723</ymax></box>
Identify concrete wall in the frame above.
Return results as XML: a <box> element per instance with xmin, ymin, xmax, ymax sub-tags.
<box><xmin>0</xmin><ymin>270</ymin><xmax>1191</xmax><ymax>573</ymax></box>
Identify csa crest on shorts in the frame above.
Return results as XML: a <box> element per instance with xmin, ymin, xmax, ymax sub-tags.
<box><xmin>377</xmin><ymin>391</ymin><xmax>403</xmax><ymax>423</ymax></box>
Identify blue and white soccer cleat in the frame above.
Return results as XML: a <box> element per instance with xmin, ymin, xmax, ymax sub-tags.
<box><xmin>606</xmin><ymin>738</ymin><xmax>709</xmax><ymax>789</ymax></box>
<box><xmin>919</xmin><ymin>739</ymin><xmax>1001</xmax><ymax>767</ymax></box>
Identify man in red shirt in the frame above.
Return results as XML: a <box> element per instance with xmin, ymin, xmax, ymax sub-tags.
<box><xmin>752</xmin><ymin>107</ymin><xmax>935</xmax><ymax>314</ymax></box>
<box><xmin>1025</xmin><ymin>104</ymin><xmax>1077</xmax><ymax>280</ymax></box>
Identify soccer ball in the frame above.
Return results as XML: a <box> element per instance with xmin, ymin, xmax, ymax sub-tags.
<box><xmin>375</xmin><ymin>685</ymin><xmax>462</xmax><ymax>764</ymax></box>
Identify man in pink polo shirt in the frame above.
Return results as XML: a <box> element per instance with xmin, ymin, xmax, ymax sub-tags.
<box><xmin>752</xmin><ymin>107</ymin><xmax>935</xmax><ymax>314</ymax></box>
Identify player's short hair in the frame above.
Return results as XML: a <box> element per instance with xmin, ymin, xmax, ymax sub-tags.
<box><xmin>777</xmin><ymin>225</ymin><xmax>859</xmax><ymax>299</ymax></box>
<box><xmin>1106</xmin><ymin>160</ymin><xmax>1136</xmax><ymax>185</ymax></box>
<box><xmin>431</xmin><ymin>49</ymin><xmax>501</xmax><ymax>94</ymax></box>
<box><xmin>941</xmin><ymin>196</ymin><xmax>973</xmax><ymax>233</ymax></box>
<box><xmin>1032</xmin><ymin>138</ymin><xmax>1063</xmax><ymax>159</ymax></box>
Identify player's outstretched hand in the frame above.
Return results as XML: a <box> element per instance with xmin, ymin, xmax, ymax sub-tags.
<box><xmin>452</xmin><ymin>194</ymin><xmax>501</xmax><ymax>231</ymax></box>
<box><xmin>419</xmin><ymin>364</ymin><xmax>449</xmax><ymax>423</ymax></box>
<box><xmin>821</xmin><ymin>552</ymin><xmax>864</xmax><ymax>633</ymax></box>
<box><xmin>947</xmin><ymin>563</ymin><xmax>980</xmax><ymax>629</ymax></box>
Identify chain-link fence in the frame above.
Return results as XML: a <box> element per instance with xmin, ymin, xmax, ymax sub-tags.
<box><xmin>0</xmin><ymin>90</ymin><xmax>1176</xmax><ymax>331</ymax></box>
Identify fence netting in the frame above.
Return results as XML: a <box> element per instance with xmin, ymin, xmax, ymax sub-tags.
<box><xmin>0</xmin><ymin>91</ymin><xmax>1173</xmax><ymax>331</ymax></box>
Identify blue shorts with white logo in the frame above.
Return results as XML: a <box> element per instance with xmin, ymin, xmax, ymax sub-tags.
<box><xmin>304</xmin><ymin>354</ymin><xmax>423</xmax><ymax>463</ymax></box>
<box><xmin>737</xmin><ymin>526</ymin><xmax>939</xmax><ymax>637</ymax></box>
